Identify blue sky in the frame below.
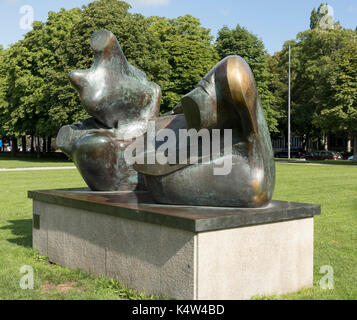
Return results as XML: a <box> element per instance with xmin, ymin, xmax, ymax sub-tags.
<box><xmin>0</xmin><ymin>0</ymin><xmax>356</xmax><ymax>54</ymax></box>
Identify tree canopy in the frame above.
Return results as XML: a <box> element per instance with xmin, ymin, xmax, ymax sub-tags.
<box><xmin>271</xmin><ymin>5</ymin><xmax>357</xmax><ymax>157</ymax></box>
<box><xmin>215</xmin><ymin>25</ymin><xmax>282</xmax><ymax>132</ymax></box>
<box><xmin>0</xmin><ymin>0</ymin><xmax>356</xmax><ymax>158</ymax></box>
<box><xmin>0</xmin><ymin>0</ymin><xmax>220</xmax><ymax>140</ymax></box>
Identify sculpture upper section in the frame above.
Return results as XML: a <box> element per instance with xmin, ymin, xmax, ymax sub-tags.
<box><xmin>69</xmin><ymin>29</ymin><xmax>161</xmax><ymax>138</ymax></box>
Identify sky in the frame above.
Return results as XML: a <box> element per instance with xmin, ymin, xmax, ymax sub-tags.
<box><xmin>0</xmin><ymin>0</ymin><xmax>356</xmax><ymax>54</ymax></box>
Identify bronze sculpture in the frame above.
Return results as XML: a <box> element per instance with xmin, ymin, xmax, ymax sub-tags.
<box><xmin>57</xmin><ymin>30</ymin><xmax>160</xmax><ymax>191</ymax></box>
<box><xmin>57</xmin><ymin>30</ymin><xmax>275</xmax><ymax>208</ymax></box>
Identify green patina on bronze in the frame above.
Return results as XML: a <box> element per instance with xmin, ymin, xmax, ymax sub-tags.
<box><xmin>57</xmin><ymin>30</ymin><xmax>160</xmax><ymax>191</ymax></box>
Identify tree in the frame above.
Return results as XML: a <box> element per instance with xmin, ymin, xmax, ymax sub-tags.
<box><xmin>272</xmin><ymin>25</ymin><xmax>356</xmax><ymax>152</ymax></box>
<box><xmin>0</xmin><ymin>0</ymin><xmax>220</xmax><ymax>145</ymax></box>
<box><xmin>148</xmin><ymin>15</ymin><xmax>219</xmax><ymax>112</ymax></box>
<box><xmin>267</xmin><ymin>50</ymin><xmax>288</xmax><ymax>139</ymax></box>
<box><xmin>34</xmin><ymin>8</ymin><xmax>83</xmax><ymax>136</ymax></box>
<box><xmin>310</xmin><ymin>3</ymin><xmax>340</xmax><ymax>31</ymax></box>
<box><xmin>0</xmin><ymin>41</ymin><xmax>35</xmax><ymax>140</ymax></box>
<box><xmin>0</xmin><ymin>8</ymin><xmax>82</xmax><ymax>152</ymax></box>
<box><xmin>310</xmin><ymin>8</ymin><xmax>319</xmax><ymax>29</ymax></box>
<box><xmin>0</xmin><ymin>45</ymin><xmax>8</xmax><ymax>145</ymax></box>
<box><xmin>312</xmin><ymin>30</ymin><xmax>357</xmax><ymax>158</ymax></box>
<box><xmin>65</xmin><ymin>0</ymin><xmax>171</xmax><ymax>114</ymax></box>
<box><xmin>215</xmin><ymin>25</ymin><xmax>281</xmax><ymax>132</ymax></box>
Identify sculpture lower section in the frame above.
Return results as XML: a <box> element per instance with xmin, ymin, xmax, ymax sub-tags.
<box><xmin>29</xmin><ymin>189</ymin><xmax>320</xmax><ymax>300</ymax></box>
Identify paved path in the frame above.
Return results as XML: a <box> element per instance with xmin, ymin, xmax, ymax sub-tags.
<box><xmin>0</xmin><ymin>166</ymin><xmax>76</xmax><ymax>172</ymax></box>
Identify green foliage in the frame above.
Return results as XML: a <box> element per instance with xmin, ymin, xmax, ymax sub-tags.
<box><xmin>271</xmin><ymin>25</ymin><xmax>356</xmax><ymax>153</ymax></box>
<box><xmin>310</xmin><ymin>8</ymin><xmax>319</xmax><ymax>29</ymax></box>
<box><xmin>309</xmin><ymin>3</ymin><xmax>341</xmax><ymax>31</ymax></box>
<box><xmin>317</xmin><ymin>3</ymin><xmax>328</xmax><ymax>23</ymax></box>
<box><xmin>0</xmin><ymin>0</ymin><xmax>220</xmax><ymax>137</ymax></box>
<box><xmin>67</xmin><ymin>0</ymin><xmax>167</xmax><ymax>81</ymax></box>
<box><xmin>310</xmin><ymin>3</ymin><xmax>329</xmax><ymax>30</ymax></box>
<box><xmin>0</xmin><ymin>9</ymin><xmax>82</xmax><ymax>139</ymax></box>
<box><xmin>36</xmin><ymin>8</ymin><xmax>84</xmax><ymax>134</ymax></box>
<box><xmin>0</xmin><ymin>0</ymin><xmax>355</xmax><ymax>150</ymax></box>
<box><xmin>314</xmin><ymin>31</ymin><xmax>357</xmax><ymax>134</ymax></box>
<box><xmin>1</xmin><ymin>41</ymin><xmax>36</xmax><ymax>137</ymax></box>
<box><xmin>0</xmin><ymin>47</ymin><xmax>8</xmax><ymax>137</ymax></box>
<box><xmin>297</xmin><ymin>29</ymin><xmax>355</xmax><ymax>135</ymax></box>
<box><xmin>148</xmin><ymin>15</ymin><xmax>219</xmax><ymax>112</ymax></box>
<box><xmin>216</xmin><ymin>25</ymin><xmax>281</xmax><ymax>132</ymax></box>
<box><xmin>66</xmin><ymin>2</ymin><xmax>220</xmax><ymax>114</ymax></box>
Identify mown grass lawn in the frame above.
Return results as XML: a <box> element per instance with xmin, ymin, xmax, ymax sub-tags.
<box><xmin>0</xmin><ymin>155</ymin><xmax>74</xmax><ymax>169</ymax></box>
<box><xmin>275</xmin><ymin>158</ymin><xmax>357</xmax><ymax>166</ymax></box>
<box><xmin>0</xmin><ymin>163</ymin><xmax>356</xmax><ymax>300</ymax></box>
<box><xmin>0</xmin><ymin>169</ymin><xmax>153</xmax><ymax>300</ymax></box>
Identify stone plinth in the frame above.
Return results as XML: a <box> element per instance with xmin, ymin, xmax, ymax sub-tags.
<box><xmin>28</xmin><ymin>189</ymin><xmax>320</xmax><ymax>300</ymax></box>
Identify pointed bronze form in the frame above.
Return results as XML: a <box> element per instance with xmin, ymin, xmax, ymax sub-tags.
<box><xmin>56</xmin><ymin>30</ymin><xmax>160</xmax><ymax>191</ymax></box>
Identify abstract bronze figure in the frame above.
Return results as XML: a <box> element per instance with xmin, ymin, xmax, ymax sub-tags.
<box><xmin>134</xmin><ymin>56</ymin><xmax>275</xmax><ymax>207</ymax></box>
<box><xmin>57</xmin><ymin>30</ymin><xmax>160</xmax><ymax>191</ymax></box>
<box><xmin>57</xmin><ymin>30</ymin><xmax>275</xmax><ymax>207</ymax></box>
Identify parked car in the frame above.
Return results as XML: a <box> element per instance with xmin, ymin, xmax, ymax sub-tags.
<box><xmin>304</xmin><ymin>150</ymin><xmax>342</xmax><ymax>160</ymax></box>
<box><xmin>274</xmin><ymin>147</ymin><xmax>306</xmax><ymax>158</ymax></box>
<box><xmin>348</xmin><ymin>155</ymin><xmax>354</xmax><ymax>160</ymax></box>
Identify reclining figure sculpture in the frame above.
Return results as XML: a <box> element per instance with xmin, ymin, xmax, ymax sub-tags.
<box><xmin>56</xmin><ymin>30</ymin><xmax>275</xmax><ymax>208</ymax></box>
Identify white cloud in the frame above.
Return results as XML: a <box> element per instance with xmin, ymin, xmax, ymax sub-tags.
<box><xmin>126</xmin><ymin>0</ymin><xmax>171</xmax><ymax>7</ymax></box>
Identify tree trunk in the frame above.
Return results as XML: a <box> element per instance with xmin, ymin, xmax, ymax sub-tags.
<box><xmin>11</xmin><ymin>137</ymin><xmax>18</xmax><ymax>157</ymax></box>
<box><xmin>30</xmin><ymin>135</ymin><xmax>35</xmax><ymax>153</ymax></box>
<box><xmin>47</xmin><ymin>137</ymin><xmax>52</xmax><ymax>153</ymax></box>
<box><xmin>22</xmin><ymin>136</ymin><xmax>26</xmax><ymax>153</ymax></box>
<box><xmin>347</xmin><ymin>139</ymin><xmax>351</xmax><ymax>153</ymax></box>
<box><xmin>36</xmin><ymin>136</ymin><xmax>41</xmax><ymax>159</ymax></box>
<box><xmin>42</xmin><ymin>136</ymin><xmax>47</xmax><ymax>153</ymax></box>
<box><xmin>302</xmin><ymin>134</ymin><xmax>308</xmax><ymax>152</ymax></box>
<box><xmin>323</xmin><ymin>134</ymin><xmax>328</xmax><ymax>151</ymax></box>
<box><xmin>353</xmin><ymin>134</ymin><xmax>357</xmax><ymax>161</ymax></box>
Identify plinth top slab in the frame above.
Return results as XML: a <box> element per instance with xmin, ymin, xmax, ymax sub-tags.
<box><xmin>28</xmin><ymin>189</ymin><xmax>320</xmax><ymax>232</ymax></box>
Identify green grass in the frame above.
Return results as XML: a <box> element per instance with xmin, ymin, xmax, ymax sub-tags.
<box><xmin>0</xmin><ymin>170</ymin><xmax>155</xmax><ymax>300</ymax></box>
<box><xmin>305</xmin><ymin>160</ymin><xmax>357</xmax><ymax>166</ymax></box>
<box><xmin>268</xmin><ymin>163</ymin><xmax>357</xmax><ymax>299</ymax></box>
<box><xmin>0</xmin><ymin>164</ymin><xmax>356</xmax><ymax>299</ymax></box>
<box><xmin>275</xmin><ymin>158</ymin><xmax>357</xmax><ymax>166</ymax></box>
<box><xmin>0</xmin><ymin>155</ymin><xmax>74</xmax><ymax>169</ymax></box>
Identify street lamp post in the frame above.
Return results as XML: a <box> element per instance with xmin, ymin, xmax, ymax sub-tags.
<box><xmin>288</xmin><ymin>45</ymin><xmax>291</xmax><ymax>159</ymax></box>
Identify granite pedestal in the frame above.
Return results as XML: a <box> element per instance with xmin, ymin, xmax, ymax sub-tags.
<box><xmin>28</xmin><ymin>189</ymin><xmax>320</xmax><ymax>300</ymax></box>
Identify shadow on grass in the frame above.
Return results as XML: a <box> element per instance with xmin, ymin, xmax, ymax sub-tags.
<box><xmin>0</xmin><ymin>219</ymin><xmax>32</xmax><ymax>248</ymax></box>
